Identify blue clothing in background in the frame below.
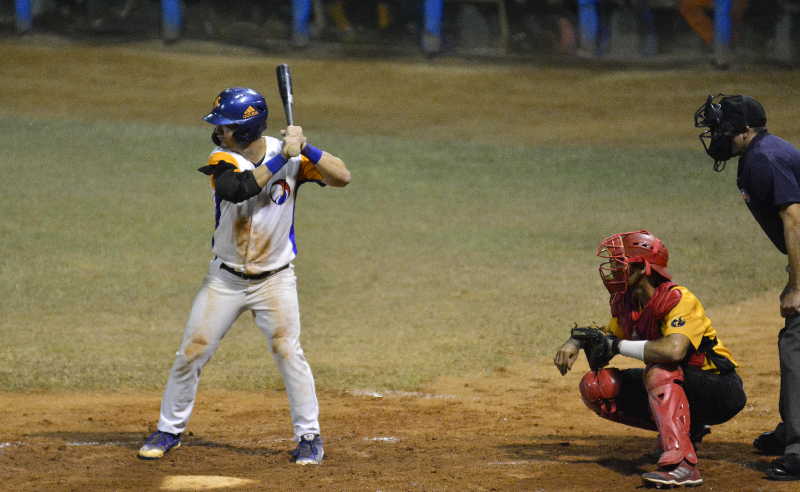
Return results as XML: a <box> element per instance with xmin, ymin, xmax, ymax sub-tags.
<box><xmin>293</xmin><ymin>0</ymin><xmax>312</xmax><ymax>36</ymax></box>
<box><xmin>424</xmin><ymin>0</ymin><xmax>444</xmax><ymax>36</ymax></box>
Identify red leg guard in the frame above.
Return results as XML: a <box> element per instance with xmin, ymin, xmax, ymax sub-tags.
<box><xmin>579</xmin><ymin>369</ymin><xmax>655</xmax><ymax>431</ymax></box>
<box><xmin>644</xmin><ymin>364</ymin><xmax>698</xmax><ymax>467</ymax></box>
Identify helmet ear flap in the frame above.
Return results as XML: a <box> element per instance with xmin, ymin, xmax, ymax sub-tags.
<box><xmin>232</xmin><ymin>118</ymin><xmax>267</xmax><ymax>145</ymax></box>
<box><xmin>232</xmin><ymin>126</ymin><xmax>248</xmax><ymax>145</ymax></box>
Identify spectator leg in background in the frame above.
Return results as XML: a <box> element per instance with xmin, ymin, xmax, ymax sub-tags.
<box><xmin>635</xmin><ymin>0</ymin><xmax>658</xmax><ymax>56</ymax></box>
<box><xmin>313</xmin><ymin>0</ymin><xmax>326</xmax><ymax>35</ymax></box>
<box><xmin>578</xmin><ymin>0</ymin><xmax>599</xmax><ymax>56</ymax></box>
<box><xmin>544</xmin><ymin>3</ymin><xmax>577</xmax><ymax>55</ymax></box>
<box><xmin>596</xmin><ymin>1</ymin><xmax>613</xmax><ymax>56</ymax></box>
<box><xmin>377</xmin><ymin>1</ymin><xmax>392</xmax><ymax>31</ymax></box>
<box><xmin>558</xmin><ymin>16</ymin><xmax>578</xmax><ymax>54</ymax></box>
<box><xmin>792</xmin><ymin>3</ymin><xmax>800</xmax><ymax>65</ymax></box>
<box><xmin>161</xmin><ymin>0</ymin><xmax>182</xmax><ymax>43</ymax></box>
<box><xmin>679</xmin><ymin>0</ymin><xmax>714</xmax><ymax>45</ymax></box>
<box><xmin>15</xmin><ymin>0</ymin><xmax>32</xmax><ymax>33</ymax></box>
<box><xmin>292</xmin><ymin>0</ymin><xmax>312</xmax><ymax>47</ymax></box>
<box><xmin>730</xmin><ymin>0</ymin><xmax>748</xmax><ymax>41</ymax></box>
<box><xmin>713</xmin><ymin>0</ymin><xmax>732</xmax><ymax>67</ymax></box>
<box><xmin>326</xmin><ymin>0</ymin><xmax>356</xmax><ymax>41</ymax></box>
<box><xmin>422</xmin><ymin>0</ymin><xmax>443</xmax><ymax>55</ymax></box>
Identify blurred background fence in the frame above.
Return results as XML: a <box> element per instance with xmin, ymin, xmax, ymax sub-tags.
<box><xmin>2</xmin><ymin>0</ymin><xmax>799</xmax><ymax>66</ymax></box>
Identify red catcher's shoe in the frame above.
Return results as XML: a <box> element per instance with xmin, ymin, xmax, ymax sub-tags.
<box><xmin>641</xmin><ymin>459</ymin><xmax>703</xmax><ymax>488</ymax></box>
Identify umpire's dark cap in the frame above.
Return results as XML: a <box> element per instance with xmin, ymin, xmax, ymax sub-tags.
<box><xmin>721</xmin><ymin>95</ymin><xmax>767</xmax><ymax>128</ymax></box>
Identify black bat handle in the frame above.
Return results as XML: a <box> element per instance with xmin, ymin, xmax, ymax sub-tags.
<box><xmin>276</xmin><ymin>64</ymin><xmax>294</xmax><ymax>126</ymax></box>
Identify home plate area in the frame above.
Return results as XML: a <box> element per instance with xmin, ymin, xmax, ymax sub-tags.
<box><xmin>160</xmin><ymin>475</ymin><xmax>258</xmax><ymax>490</ymax></box>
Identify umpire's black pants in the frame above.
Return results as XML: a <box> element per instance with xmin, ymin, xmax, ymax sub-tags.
<box><xmin>779</xmin><ymin>314</ymin><xmax>800</xmax><ymax>455</ymax></box>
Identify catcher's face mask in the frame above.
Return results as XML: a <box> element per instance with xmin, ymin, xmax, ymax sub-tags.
<box><xmin>598</xmin><ymin>258</ymin><xmax>628</xmax><ymax>295</ymax></box>
<box><xmin>597</xmin><ymin>240</ymin><xmax>629</xmax><ymax>296</ymax></box>
<box><xmin>596</xmin><ymin>230</ymin><xmax>671</xmax><ymax>296</ymax></box>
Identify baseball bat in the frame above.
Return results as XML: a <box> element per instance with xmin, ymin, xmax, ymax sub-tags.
<box><xmin>276</xmin><ymin>64</ymin><xmax>294</xmax><ymax>126</ymax></box>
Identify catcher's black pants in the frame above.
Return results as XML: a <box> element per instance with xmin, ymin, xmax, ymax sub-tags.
<box><xmin>616</xmin><ymin>365</ymin><xmax>747</xmax><ymax>438</ymax></box>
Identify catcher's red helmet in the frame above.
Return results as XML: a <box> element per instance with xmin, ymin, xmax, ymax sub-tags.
<box><xmin>596</xmin><ymin>230</ymin><xmax>671</xmax><ymax>295</ymax></box>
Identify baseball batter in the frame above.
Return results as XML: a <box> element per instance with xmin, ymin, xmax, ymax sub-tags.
<box><xmin>137</xmin><ymin>87</ymin><xmax>351</xmax><ymax>465</ymax></box>
<box><xmin>554</xmin><ymin>230</ymin><xmax>746</xmax><ymax>488</ymax></box>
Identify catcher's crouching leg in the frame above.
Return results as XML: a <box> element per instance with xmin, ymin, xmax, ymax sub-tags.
<box><xmin>644</xmin><ymin>364</ymin><xmax>698</xmax><ymax>467</ymax></box>
<box><xmin>579</xmin><ymin>369</ymin><xmax>655</xmax><ymax>430</ymax></box>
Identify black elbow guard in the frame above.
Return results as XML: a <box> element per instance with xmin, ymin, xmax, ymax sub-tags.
<box><xmin>198</xmin><ymin>160</ymin><xmax>236</xmax><ymax>177</ymax></box>
<box><xmin>213</xmin><ymin>169</ymin><xmax>263</xmax><ymax>203</ymax></box>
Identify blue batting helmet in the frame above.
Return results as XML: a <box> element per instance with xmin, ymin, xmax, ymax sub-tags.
<box><xmin>203</xmin><ymin>87</ymin><xmax>268</xmax><ymax>145</ymax></box>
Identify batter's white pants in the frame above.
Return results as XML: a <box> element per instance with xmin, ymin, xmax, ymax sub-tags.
<box><xmin>156</xmin><ymin>257</ymin><xmax>320</xmax><ymax>440</ymax></box>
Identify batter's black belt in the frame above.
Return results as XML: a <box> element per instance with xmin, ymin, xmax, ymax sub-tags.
<box><xmin>219</xmin><ymin>262</ymin><xmax>290</xmax><ymax>280</ymax></box>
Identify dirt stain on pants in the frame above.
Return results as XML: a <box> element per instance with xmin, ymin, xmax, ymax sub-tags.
<box><xmin>184</xmin><ymin>335</ymin><xmax>209</xmax><ymax>362</ymax></box>
<box><xmin>271</xmin><ymin>327</ymin><xmax>292</xmax><ymax>360</ymax></box>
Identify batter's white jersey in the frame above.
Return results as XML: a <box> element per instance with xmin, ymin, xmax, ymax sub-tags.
<box><xmin>205</xmin><ymin>135</ymin><xmax>324</xmax><ymax>274</ymax></box>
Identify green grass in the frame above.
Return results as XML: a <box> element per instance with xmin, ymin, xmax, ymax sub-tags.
<box><xmin>0</xmin><ymin>115</ymin><xmax>784</xmax><ymax>391</ymax></box>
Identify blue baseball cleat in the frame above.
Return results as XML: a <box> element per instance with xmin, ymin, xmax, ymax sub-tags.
<box><xmin>291</xmin><ymin>433</ymin><xmax>324</xmax><ymax>465</ymax></box>
<box><xmin>137</xmin><ymin>430</ymin><xmax>181</xmax><ymax>460</ymax></box>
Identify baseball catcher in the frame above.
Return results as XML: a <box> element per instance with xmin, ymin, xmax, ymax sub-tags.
<box><xmin>554</xmin><ymin>230</ymin><xmax>746</xmax><ymax>488</ymax></box>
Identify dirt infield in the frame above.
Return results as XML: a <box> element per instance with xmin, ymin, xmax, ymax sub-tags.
<box><xmin>0</xmin><ymin>290</ymin><xmax>795</xmax><ymax>491</ymax></box>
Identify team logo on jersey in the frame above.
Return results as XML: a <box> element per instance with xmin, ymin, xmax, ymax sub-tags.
<box><xmin>670</xmin><ymin>317</ymin><xmax>686</xmax><ymax>328</ymax></box>
<box><xmin>269</xmin><ymin>179</ymin><xmax>291</xmax><ymax>205</ymax></box>
<box><xmin>243</xmin><ymin>105</ymin><xmax>259</xmax><ymax>119</ymax></box>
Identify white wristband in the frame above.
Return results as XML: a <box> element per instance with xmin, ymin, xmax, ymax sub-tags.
<box><xmin>618</xmin><ymin>340</ymin><xmax>647</xmax><ymax>361</ymax></box>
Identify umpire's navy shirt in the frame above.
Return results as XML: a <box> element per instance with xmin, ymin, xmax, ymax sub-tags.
<box><xmin>737</xmin><ymin>131</ymin><xmax>800</xmax><ymax>254</ymax></box>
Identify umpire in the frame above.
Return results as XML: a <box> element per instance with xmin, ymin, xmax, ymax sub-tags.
<box><xmin>695</xmin><ymin>94</ymin><xmax>800</xmax><ymax>481</ymax></box>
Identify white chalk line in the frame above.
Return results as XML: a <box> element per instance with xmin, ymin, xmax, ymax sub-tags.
<box><xmin>67</xmin><ymin>441</ymin><xmax>131</xmax><ymax>447</ymax></box>
<box><xmin>348</xmin><ymin>389</ymin><xmax>457</xmax><ymax>399</ymax></box>
<box><xmin>62</xmin><ymin>437</ymin><xmax>293</xmax><ymax>448</ymax></box>
<box><xmin>364</xmin><ymin>436</ymin><xmax>399</xmax><ymax>442</ymax></box>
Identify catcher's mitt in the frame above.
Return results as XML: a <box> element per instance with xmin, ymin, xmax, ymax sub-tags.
<box><xmin>570</xmin><ymin>324</ymin><xmax>618</xmax><ymax>370</ymax></box>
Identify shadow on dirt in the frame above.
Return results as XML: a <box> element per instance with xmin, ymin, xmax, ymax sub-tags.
<box><xmin>500</xmin><ymin>433</ymin><xmax>768</xmax><ymax>475</ymax></box>
<box><xmin>27</xmin><ymin>431</ymin><xmax>284</xmax><ymax>457</ymax></box>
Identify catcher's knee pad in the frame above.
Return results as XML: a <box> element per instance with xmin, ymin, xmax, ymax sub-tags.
<box><xmin>579</xmin><ymin>368</ymin><xmax>622</xmax><ymax>419</ymax></box>
<box><xmin>644</xmin><ymin>364</ymin><xmax>697</xmax><ymax>466</ymax></box>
